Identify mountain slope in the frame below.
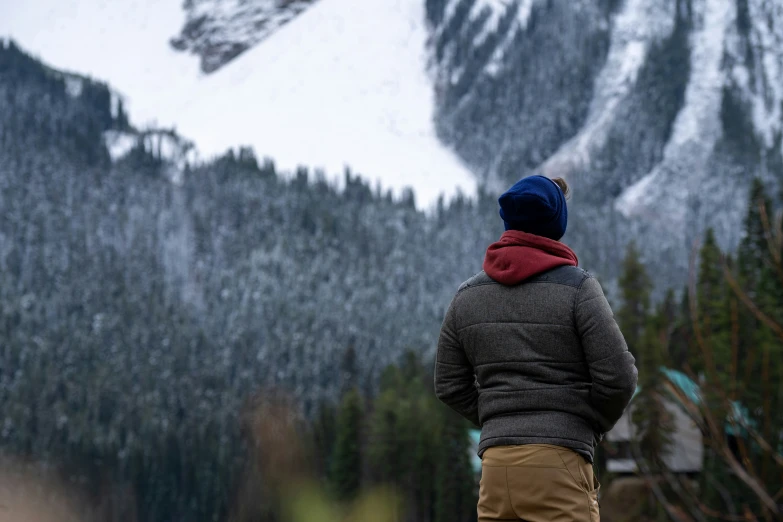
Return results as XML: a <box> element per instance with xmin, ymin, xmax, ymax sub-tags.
<box><xmin>427</xmin><ymin>0</ymin><xmax>783</xmax><ymax>284</ymax></box>
<box><xmin>1</xmin><ymin>0</ymin><xmax>475</xmax><ymax>208</ymax></box>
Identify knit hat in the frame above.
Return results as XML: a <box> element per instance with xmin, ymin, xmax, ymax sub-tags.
<box><xmin>498</xmin><ymin>175</ymin><xmax>568</xmax><ymax>240</ymax></box>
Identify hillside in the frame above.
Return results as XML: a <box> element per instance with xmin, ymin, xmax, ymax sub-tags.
<box><xmin>427</xmin><ymin>0</ymin><xmax>783</xmax><ymax>281</ymax></box>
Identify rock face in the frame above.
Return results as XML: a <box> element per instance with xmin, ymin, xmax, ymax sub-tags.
<box><xmin>426</xmin><ymin>0</ymin><xmax>783</xmax><ymax>283</ymax></box>
<box><xmin>170</xmin><ymin>0</ymin><xmax>317</xmax><ymax>73</ymax></box>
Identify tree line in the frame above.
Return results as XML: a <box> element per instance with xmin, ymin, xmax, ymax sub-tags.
<box><xmin>614</xmin><ymin>177</ymin><xmax>783</xmax><ymax>520</ymax></box>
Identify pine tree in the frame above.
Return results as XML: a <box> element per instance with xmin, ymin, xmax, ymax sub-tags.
<box><xmin>736</xmin><ymin>179</ymin><xmax>783</xmax><ymax>488</ymax></box>
<box><xmin>735</xmin><ymin>180</ymin><xmax>775</xmax><ymax>406</ymax></box>
<box><xmin>367</xmin><ymin>385</ymin><xmax>406</xmax><ymax>486</ymax></box>
<box><xmin>311</xmin><ymin>400</ymin><xmax>338</xmax><ymax>479</ymax></box>
<box><xmin>410</xmin><ymin>397</ymin><xmax>439</xmax><ymax>522</ymax></box>
<box><xmin>115</xmin><ymin>98</ymin><xmax>130</xmax><ymax>130</ymax></box>
<box><xmin>341</xmin><ymin>345</ymin><xmax>358</xmax><ymax>394</ymax></box>
<box><xmin>668</xmin><ymin>288</ymin><xmax>693</xmax><ymax>369</ymax></box>
<box><xmin>693</xmin><ymin>229</ymin><xmax>739</xmax><ymax>513</ymax></box>
<box><xmin>367</xmin><ymin>356</ymin><xmax>440</xmax><ymax>520</ymax></box>
<box><xmin>738</xmin><ymin>178</ymin><xmax>772</xmax><ymax>292</ymax></box>
<box><xmin>657</xmin><ymin>289</ymin><xmax>678</xmax><ymax>335</ymax></box>
<box><xmin>433</xmin><ymin>409</ymin><xmax>475</xmax><ymax>522</ymax></box>
<box><xmin>694</xmin><ymin>228</ymin><xmax>731</xmax><ymax>377</ymax></box>
<box><xmin>616</xmin><ymin>246</ymin><xmax>674</xmax><ymax>494</ymax></box>
<box><xmin>632</xmin><ymin>299</ymin><xmax>674</xmax><ymax>473</ymax></box>
<box><xmin>618</xmin><ymin>241</ymin><xmax>653</xmax><ymax>370</ymax></box>
<box><xmin>330</xmin><ymin>388</ymin><xmax>364</xmax><ymax>502</ymax></box>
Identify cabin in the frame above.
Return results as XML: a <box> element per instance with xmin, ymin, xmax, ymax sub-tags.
<box><xmin>605</xmin><ymin>391</ymin><xmax>703</xmax><ymax>473</ymax></box>
<box><xmin>604</xmin><ymin>367</ymin><xmax>758</xmax><ymax>475</ymax></box>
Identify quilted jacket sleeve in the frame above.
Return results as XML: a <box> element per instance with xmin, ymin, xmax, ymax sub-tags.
<box><xmin>575</xmin><ymin>276</ymin><xmax>638</xmax><ymax>434</ymax></box>
<box><xmin>434</xmin><ymin>295</ymin><xmax>480</xmax><ymax>427</ymax></box>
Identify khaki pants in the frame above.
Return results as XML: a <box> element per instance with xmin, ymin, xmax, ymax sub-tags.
<box><xmin>478</xmin><ymin>444</ymin><xmax>600</xmax><ymax>522</ymax></box>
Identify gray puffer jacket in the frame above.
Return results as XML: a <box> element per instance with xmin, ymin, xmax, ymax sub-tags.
<box><xmin>434</xmin><ymin>266</ymin><xmax>637</xmax><ymax>462</ymax></box>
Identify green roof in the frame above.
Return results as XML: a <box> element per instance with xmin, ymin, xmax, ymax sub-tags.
<box><xmin>660</xmin><ymin>367</ymin><xmax>701</xmax><ymax>405</ymax></box>
<box><xmin>643</xmin><ymin>367</ymin><xmax>756</xmax><ymax>437</ymax></box>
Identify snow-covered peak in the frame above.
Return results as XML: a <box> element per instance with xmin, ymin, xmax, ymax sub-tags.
<box><xmin>1</xmin><ymin>0</ymin><xmax>476</xmax><ymax>209</ymax></box>
<box><xmin>169</xmin><ymin>0</ymin><xmax>476</xmax><ymax>207</ymax></box>
<box><xmin>171</xmin><ymin>0</ymin><xmax>317</xmax><ymax>73</ymax></box>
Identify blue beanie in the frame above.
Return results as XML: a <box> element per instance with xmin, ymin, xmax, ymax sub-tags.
<box><xmin>498</xmin><ymin>175</ymin><xmax>568</xmax><ymax>240</ymax></box>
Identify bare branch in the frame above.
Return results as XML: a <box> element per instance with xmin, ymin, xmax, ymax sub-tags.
<box><xmin>722</xmin><ymin>263</ymin><xmax>783</xmax><ymax>342</ymax></box>
<box><xmin>758</xmin><ymin>202</ymin><xmax>782</xmax><ymax>270</ymax></box>
<box><xmin>661</xmin><ymin>355</ymin><xmax>780</xmax><ymax>514</ymax></box>
<box><xmin>631</xmin><ymin>441</ymin><xmax>701</xmax><ymax>522</ymax></box>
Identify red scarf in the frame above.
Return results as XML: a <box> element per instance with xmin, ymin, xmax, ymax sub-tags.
<box><xmin>483</xmin><ymin>230</ymin><xmax>578</xmax><ymax>285</ymax></box>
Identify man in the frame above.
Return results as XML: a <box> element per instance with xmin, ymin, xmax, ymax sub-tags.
<box><xmin>435</xmin><ymin>175</ymin><xmax>637</xmax><ymax>522</ymax></box>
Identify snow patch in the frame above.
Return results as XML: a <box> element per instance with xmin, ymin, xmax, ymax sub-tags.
<box><xmin>110</xmin><ymin>92</ymin><xmax>123</xmax><ymax>119</ymax></box>
<box><xmin>63</xmin><ymin>74</ymin><xmax>83</xmax><ymax>98</ymax></box>
<box><xmin>470</xmin><ymin>0</ymin><xmax>512</xmax><ymax>47</ymax></box>
<box><xmin>450</xmin><ymin>66</ymin><xmax>465</xmax><ymax>85</ymax></box>
<box><xmin>444</xmin><ymin>0</ymin><xmax>460</xmax><ymax>23</ymax></box>
<box><xmin>613</xmin><ymin>168</ymin><xmax>657</xmax><ymax>218</ymax></box>
<box><xmin>515</xmin><ymin>0</ymin><xmax>536</xmax><ymax>27</ymax></box>
<box><xmin>485</xmin><ymin>60</ymin><xmax>501</xmax><ymax>76</ymax></box>
<box><xmin>618</xmin><ymin>40</ymin><xmax>646</xmax><ymax>84</ymax></box>
<box><xmin>540</xmin><ymin>0</ymin><xmax>677</xmax><ymax>177</ymax></box>
<box><xmin>3</xmin><ymin>0</ymin><xmax>476</xmax><ymax>209</ymax></box>
<box><xmin>665</xmin><ymin>0</ymin><xmax>732</xmax><ymax>150</ymax></box>
<box><xmin>104</xmin><ymin>130</ymin><xmax>137</xmax><ymax>161</ymax></box>
<box><xmin>616</xmin><ymin>0</ymin><xmax>736</xmax><ymax>219</ymax></box>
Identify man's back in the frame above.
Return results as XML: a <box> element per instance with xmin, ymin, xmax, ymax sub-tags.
<box><xmin>436</xmin><ymin>265</ymin><xmax>636</xmax><ymax>462</ymax></box>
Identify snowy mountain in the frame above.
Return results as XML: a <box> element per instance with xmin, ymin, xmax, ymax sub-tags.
<box><xmin>1</xmin><ymin>0</ymin><xmax>476</xmax><ymax>208</ymax></box>
<box><xmin>427</xmin><ymin>0</ymin><xmax>783</xmax><ymax>281</ymax></box>
<box><xmin>4</xmin><ymin>0</ymin><xmax>783</xmax><ymax>284</ymax></box>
